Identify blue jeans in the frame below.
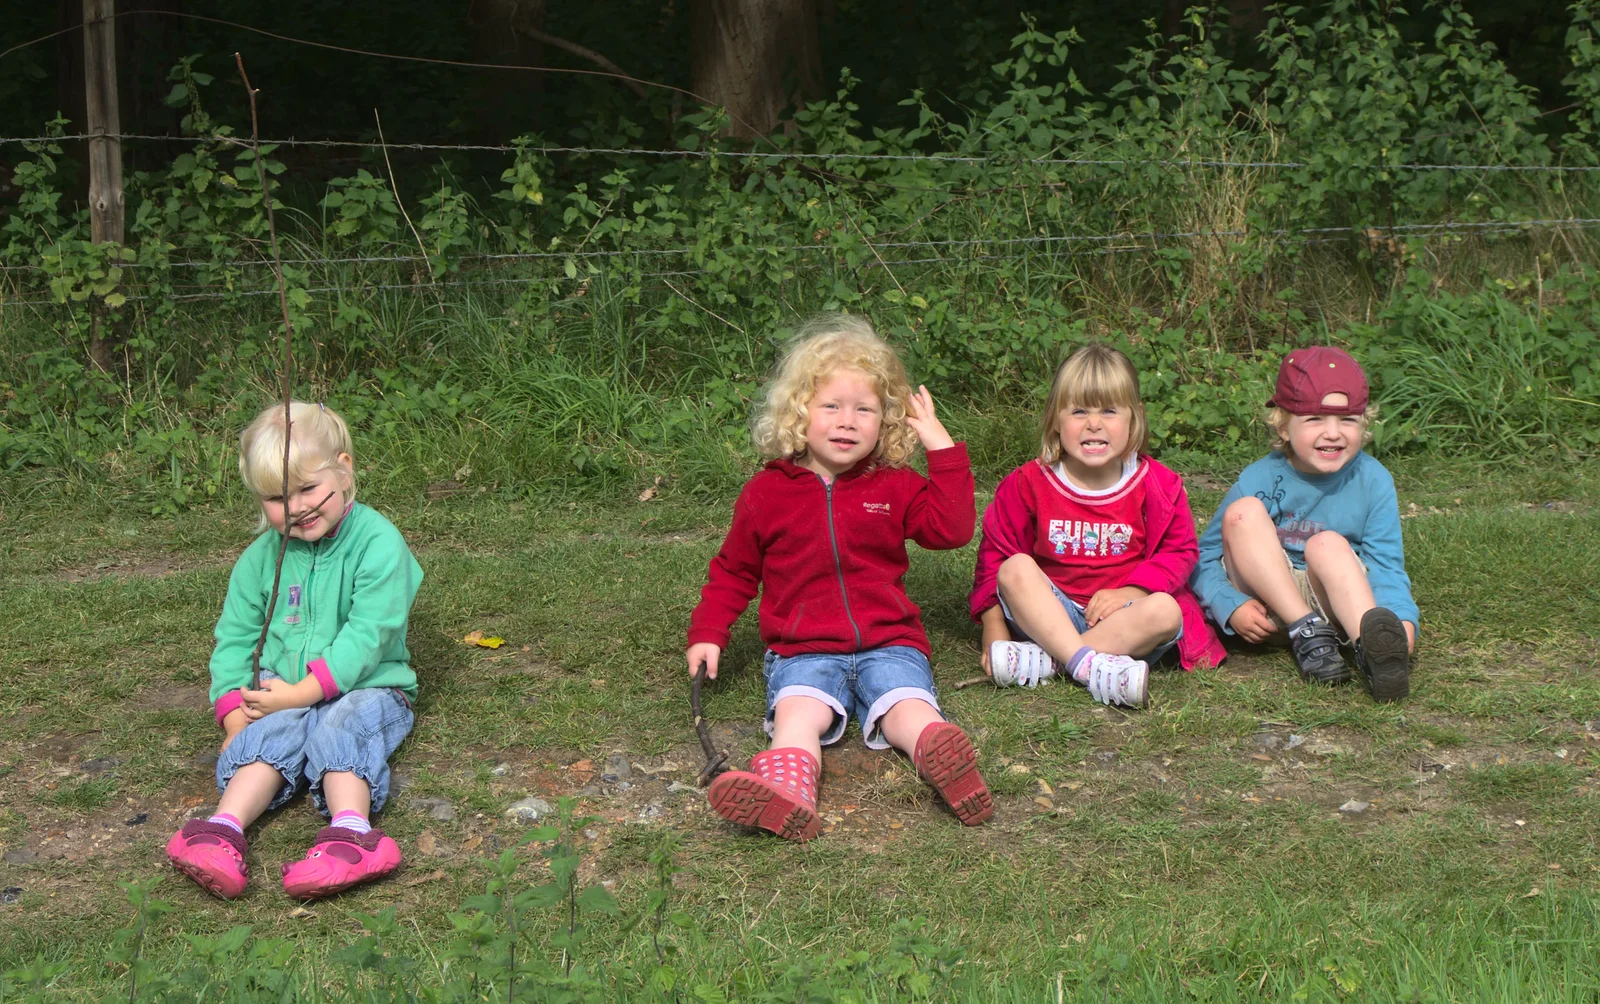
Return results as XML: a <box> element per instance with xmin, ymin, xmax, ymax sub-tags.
<box><xmin>217</xmin><ymin>674</ymin><xmax>414</xmax><ymax>815</ymax></box>
<box><xmin>998</xmin><ymin>581</ymin><xmax>1181</xmax><ymax>664</ymax></box>
<box><xmin>763</xmin><ymin>646</ymin><xmax>939</xmax><ymax>750</ymax></box>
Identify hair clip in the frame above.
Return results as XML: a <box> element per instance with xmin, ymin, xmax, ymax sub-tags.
<box><xmin>318</xmin><ymin>401</ymin><xmax>327</xmax><ymax>411</ymax></box>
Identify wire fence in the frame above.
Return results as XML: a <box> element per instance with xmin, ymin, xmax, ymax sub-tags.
<box><xmin>2</xmin><ymin>215</ymin><xmax>1593</xmax><ymax>308</ymax></box>
<box><xmin>5</xmin><ymin>131</ymin><xmax>1600</xmax><ymax>173</ymax></box>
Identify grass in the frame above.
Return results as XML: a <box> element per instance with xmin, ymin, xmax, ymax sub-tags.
<box><xmin>1</xmin><ymin>456</ymin><xmax>1599</xmax><ymax>998</ymax></box>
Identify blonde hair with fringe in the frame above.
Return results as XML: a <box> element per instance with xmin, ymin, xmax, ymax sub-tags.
<box><xmin>751</xmin><ymin>314</ymin><xmax>919</xmax><ymax>467</ymax></box>
<box><xmin>240</xmin><ymin>401</ymin><xmax>356</xmax><ymax>519</ymax></box>
<box><xmin>1040</xmin><ymin>344</ymin><xmax>1149</xmax><ymax>465</ymax></box>
<box><xmin>1264</xmin><ymin>404</ymin><xmax>1379</xmax><ymax>453</ymax></box>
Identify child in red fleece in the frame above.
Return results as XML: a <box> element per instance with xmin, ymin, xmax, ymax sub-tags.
<box><xmin>970</xmin><ymin>344</ymin><xmax>1224</xmax><ymax>705</ymax></box>
<box><xmin>687</xmin><ymin>313</ymin><xmax>991</xmax><ymax>841</ymax></box>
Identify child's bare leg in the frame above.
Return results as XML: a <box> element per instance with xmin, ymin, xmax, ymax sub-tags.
<box><xmin>1220</xmin><ymin>496</ymin><xmax>1311</xmax><ymax>624</ymax></box>
<box><xmin>1082</xmin><ymin>592</ymin><xmax>1182</xmax><ymax>658</ymax></box>
<box><xmin>877</xmin><ymin>698</ymin><xmax>943</xmax><ymax>754</ymax></box>
<box><xmin>770</xmin><ymin>695</ymin><xmax>836</xmax><ymax>763</ymax></box>
<box><xmin>215</xmin><ymin>761</ymin><xmax>285</xmax><ymax>829</ymax></box>
<box><xmin>1304</xmin><ymin>531</ymin><xmax>1416</xmax><ymax>651</ymax></box>
<box><xmin>321</xmin><ymin>771</ymin><xmax>371</xmax><ymax>819</ymax></box>
<box><xmin>877</xmin><ymin>697</ymin><xmax>992</xmax><ymax>826</ymax></box>
<box><xmin>997</xmin><ymin>554</ymin><xmax>1085</xmax><ymax>663</ymax></box>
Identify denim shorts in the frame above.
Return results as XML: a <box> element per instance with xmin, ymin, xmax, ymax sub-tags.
<box><xmin>763</xmin><ymin>646</ymin><xmax>939</xmax><ymax>750</ymax></box>
<box><xmin>216</xmin><ymin>673</ymin><xmax>414</xmax><ymax>815</ymax></box>
<box><xmin>998</xmin><ymin>580</ymin><xmax>1181</xmax><ymax>665</ymax></box>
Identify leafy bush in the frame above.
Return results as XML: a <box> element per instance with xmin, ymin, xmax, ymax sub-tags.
<box><xmin>4</xmin><ymin>2</ymin><xmax>1600</xmax><ymax>508</ymax></box>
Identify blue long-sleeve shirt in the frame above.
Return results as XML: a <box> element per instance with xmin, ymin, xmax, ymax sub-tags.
<box><xmin>1191</xmin><ymin>451</ymin><xmax>1419</xmax><ymax>633</ymax></box>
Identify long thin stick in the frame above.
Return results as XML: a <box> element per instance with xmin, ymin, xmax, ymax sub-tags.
<box><xmin>237</xmin><ymin>52</ymin><xmax>296</xmax><ymax>692</ymax></box>
<box><xmin>691</xmin><ymin>666</ymin><xmax>728</xmax><ymax>787</ymax></box>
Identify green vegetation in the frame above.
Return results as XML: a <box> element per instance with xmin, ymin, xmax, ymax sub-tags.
<box><xmin>4</xmin><ymin>3</ymin><xmax>1600</xmax><ymax>517</ymax></box>
<box><xmin>1</xmin><ymin>462</ymin><xmax>1598</xmax><ymax>998</ymax></box>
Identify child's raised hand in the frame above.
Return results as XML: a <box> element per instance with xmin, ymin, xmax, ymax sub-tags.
<box><xmin>905</xmin><ymin>385</ymin><xmax>955</xmax><ymax>452</ymax></box>
<box><xmin>687</xmin><ymin>643</ymin><xmax>722</xmax><ymax>680</ymax></box>
<box><xmin>1228</xmin><ymin>599</ymin><xmax>1278</xmax><ymax>644</ymax></box>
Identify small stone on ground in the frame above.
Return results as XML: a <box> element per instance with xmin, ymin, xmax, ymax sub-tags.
<box><xmin>1339</xmin><ymin>800</ymin><xmax>1370</xmax><ymax>814</ymax></box>
<box><xmin>505</xmin><ymin>796</ymin><xmax>552</xmax><ymax>823</ymax></box>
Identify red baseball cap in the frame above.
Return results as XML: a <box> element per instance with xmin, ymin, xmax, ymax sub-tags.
<box><xmin>1268</xmin><ymin>346</ymin><xmax>1368</xmax><ymax>415</ymax></box>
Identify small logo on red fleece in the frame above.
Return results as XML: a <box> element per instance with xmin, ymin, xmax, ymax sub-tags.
<box><xmin>862</xmin><ymin>502</ymin><xmax>891</xmax><ymax>515</ymax></box>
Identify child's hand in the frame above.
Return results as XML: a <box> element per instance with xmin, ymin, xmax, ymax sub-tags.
<box><xmin>687</xmin><ymin>643</ymin><xmax>722</xmax><ymax>680</ymax></box>
<box><xmin>1084</xmin><ymin>586</ymin><xmax>1149</xmax><ymax>627</ymax></box>
<box><xmin>1228</xmin><ymin>599</ymin><xmax>1278</xmax><ymax>644</ymax></box>
<box><xmin>905</xmin><ymin>385</ymin><xmax>955</xmax><ymax>453</ymax></box>
<box><xmin>241</xmin><ymin>675</ymin><xmax>322</xmax><ymax>717</ymax></box>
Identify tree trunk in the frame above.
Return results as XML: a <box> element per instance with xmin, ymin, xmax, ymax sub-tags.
<box><xmin>467</xmin><ymin>0</ymin><xmax>547</xmax><ymax>140</ymax></box>
<box><xmin>690</xmin><ymin>0</ymin><xmax>820</xmax><ymax>140</ymax></box>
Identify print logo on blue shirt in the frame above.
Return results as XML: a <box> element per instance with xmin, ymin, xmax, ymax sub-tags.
<box><xmin>285</xmin><ymin>584</ymin><xmax>302</xmax><ymax>625</ymax></box>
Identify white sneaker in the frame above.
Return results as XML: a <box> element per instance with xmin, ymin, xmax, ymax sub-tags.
<box><xmin>989</xmin><ymin>640</ymin><xmax>1058</xmax><ymax>688</ymax></box>
<box><xmin>1082</xmin><ymin>652</ymin><xmax>1149</xmax><ymax>707</ymax></box>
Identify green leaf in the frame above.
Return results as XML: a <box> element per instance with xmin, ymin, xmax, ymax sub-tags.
<box><xmin>163</xmin><ymin>83</ymin><xmax>189</xmax><ymax>107</ymax></box>
<box><xmin>577</xmin><ymin>885</ymin><xmax>619</xmax><ymax>915</ymax></box>
<box><xmin>103</xmin><ymin>292</ymin><xmax>126</xmax><ymax>308</ymax></box>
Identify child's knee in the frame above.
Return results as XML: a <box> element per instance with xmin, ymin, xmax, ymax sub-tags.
<box><xmin>1145</xmin><ymin>591</ymin><xmax>1182</xmax><ymax>632</ymax></box>
<box><xmin>1302</xmin><ymin>530</ymin><xmax>1354</xmax><ymax>566</ymax></box>
<box><xmin>997</xmin><ymin>553</ymin><xmax>1041</xmax><ymax>592</ymax></box>
<box><xmin>773</xmin><ymin>693</ymin><xmax>836</xmax><ymax>727</ymax></box>
<box><xmin>1222</xmin><ymin>496</ymin><xmax>1269</xmax><ymax>531</ymax></box>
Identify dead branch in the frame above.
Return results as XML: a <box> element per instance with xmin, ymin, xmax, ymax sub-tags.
<box><xmin>236</xmin><ymin>51</ymin><xmax>301</xmax><ymax>692</ymax></box>
<box><xmin>512</xmin><ymin>25</ymin><xmax>649</xmax><ymax>99</ymax></box>
<box><xmin>691</xmin><ymin>666</ymin><xmax>728</xmax><ymax>787</ymax></box>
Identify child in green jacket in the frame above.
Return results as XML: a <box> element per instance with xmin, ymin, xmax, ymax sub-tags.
<box><xmin>166</xmin><ymin>401</ymin><xmax>423</xmax><ymax>900</ymax></box>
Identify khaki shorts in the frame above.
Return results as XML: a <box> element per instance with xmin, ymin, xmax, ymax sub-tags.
<box><xmin>1223</xmin><ymin>551</ymin><xmax>1362</xmax><ymax>644</ymax></box>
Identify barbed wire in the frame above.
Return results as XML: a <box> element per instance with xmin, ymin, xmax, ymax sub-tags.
<box><xmin>5</xmin><ymin>131</ymin><xmax>1600</xmax><ymax>174</ymax></box>
<box><xmin>3</xmin><ymin>217</ymin><xmax>1589</xmax><ymax>307</ymax></box>
<box><xmin>1</xmin><ymin>215</ymin><xmax>1595</xmax><ymax>278</ymax></box>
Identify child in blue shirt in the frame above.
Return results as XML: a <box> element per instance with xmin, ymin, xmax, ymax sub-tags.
<box><xmin>1191</xmin><ymin>347</ymin><xmax>1416</xmax><ymax>701</ymax></box>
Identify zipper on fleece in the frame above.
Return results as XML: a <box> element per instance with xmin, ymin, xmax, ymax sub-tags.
<box><xmin>821</xmin><ymin>477</ymin><xmax>863</xmax><ymax>651</ymax></box>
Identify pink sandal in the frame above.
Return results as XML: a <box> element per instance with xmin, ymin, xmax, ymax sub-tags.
<box><xmin>166</xmin><ymin>820</ymin><xmax>250</xmax><ymax>899</ymax></box>
<box><xmin>280</xmin><ymin>826</ymin><xmax>401</xmax><ymax>899</ymax></box>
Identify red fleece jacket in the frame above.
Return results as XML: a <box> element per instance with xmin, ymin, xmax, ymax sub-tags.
<box><xmin>969</xmin><ymin>457</ymin><xmax>1226</xmax><ymax>671</ymax></box>
<box><xmin>687</xmin><ymin>444</ymin><xmax>976</xmax><ymax>657</ymax></box>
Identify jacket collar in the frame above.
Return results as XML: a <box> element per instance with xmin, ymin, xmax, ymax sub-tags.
<box><xmin>767</xmin><ymin>454</ymin><xmax>879</xmax><ymax>481</ymax></box>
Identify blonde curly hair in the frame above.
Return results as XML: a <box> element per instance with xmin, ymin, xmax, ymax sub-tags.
<box><xmin>751</xmin><ymin>313</ymin><xmax>919</xmax><ymax>467</ymax></box>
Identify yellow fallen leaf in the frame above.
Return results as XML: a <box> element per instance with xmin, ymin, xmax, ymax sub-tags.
<box><xmin>1523</xmin><ymin>885</ymin><xmax>1542</xmax><ymax>898</ymax></box>
<box><xmin>1034</xmin><ymin>796</ymin><xmax>1054</xmax><ymax>809</ymax></box>
<box><xmin>1037</xmin><ymin>779</ymin><xmax>1054</xmax><ymax>796</ymax></box>
<box><xmin>287</xmin><ymin>906</ymin><xmax>317</xmax><ymax>920</ymax></box>
<box><xmin>462</xmin><ymin>630</ymin><xmax>505</xmax><ymax>649</ymax></box>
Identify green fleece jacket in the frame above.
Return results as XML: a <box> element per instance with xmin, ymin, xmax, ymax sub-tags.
<box><xmin>209</xmin><ymin>502</ymin><xmax>423</xmax><ymax>724</ymax></box>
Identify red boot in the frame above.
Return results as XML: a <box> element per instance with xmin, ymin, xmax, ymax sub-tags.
<box><xmin>707</xmin><ymin>747</ymin><xmax>822</xmax><ymax>842</ymax></box>
<box><xmin>914</xmin><ymin>722</ymin><xmax>993</xmax><ymax>825</ymax></box>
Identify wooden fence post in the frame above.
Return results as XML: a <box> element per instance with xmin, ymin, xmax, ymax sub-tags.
<box><xmin>83</xmin><ymin>0</ymin><xmax>124</xmax><ymax>371</ymax></box>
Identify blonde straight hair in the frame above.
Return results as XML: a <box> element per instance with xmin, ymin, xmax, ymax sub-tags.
<box><xmin>238</xmin><ymin>401</ymin><xmax>356</xmax><ymax>514</ymax></box>
<box><xmin>1039</xmin><ymin>344</ymin><xmax>1149</xmax><ymax>464</ymax></box>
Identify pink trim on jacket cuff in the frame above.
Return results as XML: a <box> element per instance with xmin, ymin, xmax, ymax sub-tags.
<box><xmin>308</xmin><ymin>658</ymin><xmax>341</xmax><ymax>700</ymax></box>
<box><xmin>214</xmin><ymin>689</ymin><xmax>244</xmax><ymax>726</ymax></box>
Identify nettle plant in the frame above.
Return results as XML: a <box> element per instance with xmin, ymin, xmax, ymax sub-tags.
<box><xmin>0</xmin><ymin>798</ymin><xmax>969</xmax><ymax>1002</ymax></box>
<box><xmin>4</xmin><ymin>1</ymin><xmax>1600</xmax><ymax>505</ymax></box>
